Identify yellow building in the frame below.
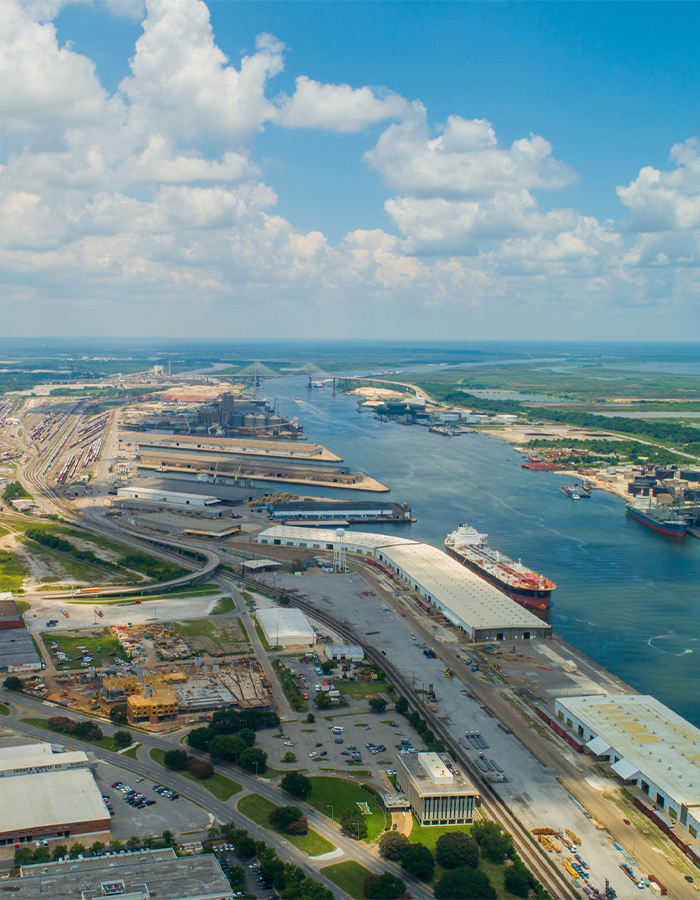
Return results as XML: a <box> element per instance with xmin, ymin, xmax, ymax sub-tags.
<box><xmin>127</xmin><ymin>683</ymin><xmax>178</xmax><ymax>724</ymax></box>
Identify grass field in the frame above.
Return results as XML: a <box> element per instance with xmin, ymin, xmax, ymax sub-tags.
<box><xmin>0</xmin><ymin>549</ymin><xmax>28</xmax><ymax>592</ymax></box>
<box><xmin>210</xmin><ymin>596</ymin><xmax>235</xmax><ymax>615</ymax></box>
<box><xmin>148</xmin><ymin>748</ymin><xmax>242</xmax><ymax>801</ymax></box>
<box><xmin>41</xmin><ymin>627</ymin><xmax>124</xmax><ymax>668</ymax></box>
<box><xmin>21</xmin><ymin>717</ymin><xmax>123</xmax><ymax>752</ymax></box>
<box><xmin>407</xmin><ymin>820</ymin><xmax>472</xmax><ymax>851</ymax></box>
<box><xmin>320</xmin><ymin>861</ymin><xmax>371</xmax><ymax>899</ymax></box>
<box><xmin>306</xmin><ymin>776</ymin><xmax>388</xmax><ymax>843</ymax></box>
<box><xmin>236</xmin><ymin>793</ymin><xmax>336</xmax><ymax>857</ymax></box>
<box><xmin>0</xmin><ymin>703</ymin><xmax>10</xmax><ymax>716</ymax></box>
<box><xmin>336</xmin><ymin>681</ymin><xmax>387</xmax><ymax>699</ymax></box>
<box><xmin>14</xmin><ymin>599</ymin><xmax>30</xmax><ymax>614</ymax></box>
<box><xmin>253</xmin><ymin>620</ymin><xmax>272</xmax><ymax>652</ymax></box>
<box><xmin>173</xmin><ymin>617</ymin><xmax>248</xmax><ymax>655</ymax></box>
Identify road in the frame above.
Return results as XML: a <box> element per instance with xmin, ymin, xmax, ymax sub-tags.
<box><xmin>0</xmin><ymin>689</ymin><xmax>434</xmax><ymax>900</ymax></box>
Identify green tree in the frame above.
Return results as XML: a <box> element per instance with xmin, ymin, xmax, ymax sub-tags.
<box><xmin>378</xmin><ymin>831</ymin><xmax>410</xmax><ymax>860</ymax></box>
<box><xmin>236</xmin><ymin>835</ymin><xmax>256</xmax><ymax>859</ymax></box>
<box><xmin>3</xmin><ymin>675</ymin><xmax>23</xmax><ymax>692</ymax></box>
<box><xmin>504</xmin><ymin>861</ymin><xmax>533</xmax><ymax>898</ymax></box>
<box><xmin>74</xmin><ymin>721</ymin><xmax>103</xmax><ymax>740</ymax></box>
<box><xmin>163</xmin><ymin>749</ymin><xmax>188</xmax><ymax>770</ymax></box>
<box><xmin>394</xmin><ymin>696</ymin><xmax>409</xmax><ymax>715</ymax></box>
<box><xmin>340</xmin><ymin>807</ymin><xmax>367</xmax><ymax>840</ymax></box>
<box><xmin>314</xmin><ymin>690</ymin><xmax>332</xmax><ymax>709</ymax></box>
<box><xmin>14</xmin><ymin>846</ymin><xmax>35</xmax><ymax>866</ymax></box>
<box><xmin>306</xmin><ymin>712</ymin><xmax>315</xmax><ymax>723</ymax></box>
<box><xmin>362</xmin><ymin>872</ymin><xmax>407</xmax><ymax>899</ymax></box>
<box><xmin>108</xmin><ymin>840</ymin><xmax>124</xmax><ymax>852</ymax></box>
<box><xmin>238</xmin><ymin>727</ymin><xmax>256</xmax><ymax>747</ymax></box>
<box><xmin>162</xmin><ymin>830</ymin><xmax>175</xmax><ymax>846</ymax></box>
<box><xmin>187</xmin><ymin>726</ymin><xmax>212</xmax><ymax>752</ymax></box>
<box><xmin>240</xmin><ymin>746</ymin><xmax>267</xmax><ymax>774</ymax></box>
<box><xmin>368</xmin><ymin>696</ymin><xmax>387</xmax><ymax>713</ymax></box>
<box><xmin>282</xmin><ymin>751</ymin><xmax>296</xmax><ymax>762</ymax></box>
<box><xmin>268</xmin><ymin>805</ymin><xmax>303</xmax><ymax>830</ymax></box>
<box><xmin>435</xmin><ymin>831</ymin><xmax>479</xmax><ymax>870</ymax></box>
<box><xmin>109</xmin><ymin>703</ymin><xmax>128</xmax><ymax>725</ymax></box>
<box><xmin>435</xmin><ymin>867</ymin><xmax>497</xmax><ymax>900</ymax></box>
<box><xmin>472</xmin><ymin>818</ymin><xmax>513</xmax><ymax>863</ymax></box>
<box><xmin>227</xmin><ymin>865</ymin><xmax>246</xmax><ymax>889</ymax></box>
<box><xmin>400</xmin><ymin>842</ymin><xmax>434</xmax><ymax>881</ymax></box>
<box><xmin>113</xmin><ymin>730</ymin><xmax>132</xmax><ymax>749</ymax></box>
<box><xmin>52</xmin><ymin>844</ymin><xmax>68</xmax><ymax>860</ymax></box>
<box><xmin>90</xmin><ymin>841</ymin><xmax>105</xmax><ymax>855</ymax></box>
<box><xmin>281</xmin><ymin>770</ymin><xmax>312</xmax><ymax>798</ymax></box>
<box><xmin>209</xmin><ymin>733</ymin><xmax>246</xmax><ymax>763</ymax></box>
<box><xmin>126</xmin><ymin>836</ymin><xmax>141</xmax><ymax>850</ymax></box>
<box><xmin>69</xmin><ymin>843</ymin><xmax>86</xmax><ymax>859</ymax></box>
<box><xmin>319</xmin><ymin>659</ymin><xmax>337</xmax><ymax>675</ymax></box>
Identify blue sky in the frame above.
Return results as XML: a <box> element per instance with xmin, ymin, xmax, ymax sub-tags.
<box><xmin>3</xmin><ymin>0</ymin><xmax>700</xmax><ymax>339</ymax></box>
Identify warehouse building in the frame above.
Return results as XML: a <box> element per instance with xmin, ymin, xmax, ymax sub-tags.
<box><xmin>256</xmin><ymin>607</ymin><xmax>316</xmax><ymax>647</ymax></box>
<box><xmin>117</xmin><ymin>486</ymin><xmax>220</xmax><ymax>507</ymax></box>
<box><xmin>0</xmin><ymin>594</ymin><xmax>23</xmax><ymax>630</ymax></box>
<box><xmin>327</xmin><ymin>644</ymin><xmax>364</xmax><ymax>662</ymax></box>
<box><xmin>268</xmin><ymin>499</ymin><xmax>412</xmax><ymax>523</ymax></box>
<box><xmin>377</xmin><ymin>542</ymin><xmax>551</xmax><ymax>641</ymax></box>
<box><xmin>10</xmin><ymin>848</ymin><xmax>233</xmax><ymax>899</ymax></box>
<box><xmin>134</xmin><ymin>512</ymin><xmax>240</xmax><ymax>538</ymax></box>
<box><xmin>555</xmin><ymin>694</ymin><xmax>700</xmax><ymax>837</ymax></box>
<box><xmin>396</xmin><ymin>752</ymin><xmax>479</xmax><ymax>826</ymax></box>
<box><xmin>0</xmin><ymin>743</ymin><xmax>109</xmax><ymax>846</ymax></box>
<box><xmin>256</xmin><ymin>527</ymin><xmax>551</xmax><ymax>641</ymax></box>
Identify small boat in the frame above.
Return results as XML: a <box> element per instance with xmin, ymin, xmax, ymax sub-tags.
<box><xmin>293</xmin><ymin>397</ymin><xmax>300</xmax><ymax>402</ymax></box>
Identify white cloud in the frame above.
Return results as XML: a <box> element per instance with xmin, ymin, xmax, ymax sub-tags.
<box><xmin>365</xmin><ymin>113</ymin><xmax>578</xmax><ymax>198</ymax></box>
<box><xmin>3</xmin><ymin>0</ymin><xmax>700</xmax><ymax>338</ymax></box>
<box><xmin>617</xmin><ymin>139</ymin><xmax>700</xmax><ymax>232</ymax></box>
<box><xmin>274</xmin><ymin>76</ymin><xmax>410</xmax><ymax>132</ymax></box>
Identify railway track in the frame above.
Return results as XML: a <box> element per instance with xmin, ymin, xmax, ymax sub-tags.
<box><xmin>226</xmin><ymin>571</ymin><xmax>580</xmax><ymax>900</ymax></box>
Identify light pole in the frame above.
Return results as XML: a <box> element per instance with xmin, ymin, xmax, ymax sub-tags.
<box><xmin>327</xmin><ymin>804</ymin><xmax>334</xmax><ymax>823</ymax></box>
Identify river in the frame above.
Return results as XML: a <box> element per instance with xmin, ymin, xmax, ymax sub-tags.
<box><xmin>257</xmin><ymin>376</ymin><xmax>700</xmax><ymax>726</ymax></box>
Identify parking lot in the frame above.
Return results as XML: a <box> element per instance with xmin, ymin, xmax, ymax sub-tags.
<box><xmin>93</xmin><ymin>759</ymin><xmax>213</xmax><ymax>841</ymax></box>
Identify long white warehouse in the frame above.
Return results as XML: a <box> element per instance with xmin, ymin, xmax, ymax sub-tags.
<box><xmin>555</xmin><ymin>694</ymin><xmax>700</xmax><ymax>838</ymax></box>
<box><xmin>256</xmin><ymin>607</ymin><xmax>316</xmax><ymax>647</ymax></box>
<box><xmin>255</xmin><ymin>526</ymin><xmax>551</xmax><ymax>642</ymax></box>
<box><xmin>116</xmin><ymin>487</ymin><xmax>219</xmax><ymax>507</ymax></box>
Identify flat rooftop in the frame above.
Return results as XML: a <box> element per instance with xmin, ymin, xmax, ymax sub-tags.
<box><xmin>256</xmin><ymin>607</ymin><xmax>315</xmax><ymax>643</ymax></box>
<box><xmin>380</xmin><ymin>542</ymin><xmax>552</xmax><ymax>632</ymax></box>
<box><xmin>135</xmin><ymin>476</ymin><xmax>266</xmax><ymax>503</ymax></box>
<box><xmin>256</xmin><ymin>524</ymin><xmax>415</xmax><ymax>551</ymax></box>
<box><xmin>271</xmin><ymin>500</ymin><xmax>396</xmax><ymax>512</ymax></box>
<box><xmin>123</xmin><ymin>431</ymin><xmax>342</xmax><ymax>461</ymax></box>
<box><xmin>400</xmin><ymin>752</ymin><xmax>478</xmax><ymax>797</ymax></box>
<box><xmin>15</xmin><ymin>848</ymin><xmax>232</xmax><ymax>899</ymax></box>
<box><xmin>0</xmin><ymin>626</ymin><xmax>42</xmax><ymax>669</ymax></box>
<box><xmin>117</xmin><ymin>487</ymin><xmax>219</xmax><ymax>504</ymax></box>
<box><xmin>134</xmin><ymin>512</ymin><xmax>240</xmax><ymax>534</ymax></box>
<box><xmin>0</xmin><ymin>767</ymin><xmax>108</xmax><ymax>834</ymax></box>
<box><xmin>558</xmin><ymin>694</ymin><xmax>700</xmax><ymax>809</ymax></box>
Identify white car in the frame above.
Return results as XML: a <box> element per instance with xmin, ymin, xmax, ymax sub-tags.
<box><xmin>309</xmin><ymin>751</ymin><xmax>318</xmax><ymax>757</ymax></box>
<box><xmin>284</xmin><ymin>741</ymin><xmax>294</xmax><ymax>746</ymax></box>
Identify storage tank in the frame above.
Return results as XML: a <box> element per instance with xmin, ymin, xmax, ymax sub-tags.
<box><xmin>681</xmin><ymin>470</ymin><xmax>700</xmax><ymax>482</ymax></box>
<box><xmin>267</xmin><ymin>415</ymin><xmax>281</xmax><ymax>426</ymax></box>
<box><xmin>254</xmin><ymin>414</ymin><xmax>267</xmax><ymax>428</ymax></box>
<box><xmin>243</xmin><ymin>414</ymin><xmax>256</xmax><ymax>428</ymax></box>
<box><xmin>230</xmin><ymin>413</ymin><xmax>245</xmax><ymax>427</ymax></box>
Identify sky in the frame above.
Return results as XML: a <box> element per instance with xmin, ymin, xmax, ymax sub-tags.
<box><xmin>2</xmin><ymin>0</ymin><xmax>700</xmax><ymax>341</ymax></box>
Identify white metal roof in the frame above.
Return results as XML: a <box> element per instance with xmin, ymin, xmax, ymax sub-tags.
<box><xmin>0</xmin><ymin>768</ymin><xmax>108</xmax><ymax>832</ymax></box>
<box><xmin>380</xmin><ymin>542</ymin><xmax>551</xmax><ymax>631</ymax></box>
<box><xmin>586</xmin><ymin>735</ymin><xmax>612</xmax><ymax>755</ymax></box>
<box><xmin>256</xmin><ymin>607</ymin><xmax>315</xmax><ymax>644</ymax></box>
<box><xmin>558</xmin><ymin>694</ymin><xmax>700</xmax><ymax>808</ymax></box>
<box><xmin>256</xmin><ymin>525</ymin><xmax>414</xmax><ymax>551</ymax></box>
<box><xmin>612</xmin><ymin>758</ymin><xmax>640</xmax><ymax>781</ymax></box>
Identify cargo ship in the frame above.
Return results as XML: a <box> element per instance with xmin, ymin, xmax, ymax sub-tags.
<box><xmin>445</xmin><ymin>524</ymin><xmax>556</xmax><ymax>610</ymax></box>
<box><xmin>626</xmin><ymin>503</ymin><xmax>686</xmax><ymax>539</ymax></box>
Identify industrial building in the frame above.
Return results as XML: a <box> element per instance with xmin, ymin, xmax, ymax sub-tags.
<box><xmin>10</xmin><ymin>848</ymin><xmax>233</xmax><ymax>899</ymax></box>
<box><xmin>256</xmin><ymin>526</ymin><xmax>552</xmax><ymax>641</ymax></box>
<box><xmin>0</xmin><ymin>743</ymin><xmax>110</xmax><ymax>846</ymax></box>
<box><xmin>395</xmin><ymin>751</ymin><xmax>479</xmax><ymax>826</ymax></box>
<box><xmin>377</xmin><ymin>542</ymin><xmax>552</xmax><ymax>641</ymax></box>
<box><xmin>327</xmin><ymin>644</ymin><xmax>364</xmax><ymax>662</ymax></box>
<box><xmin>555</xmin><ymin>694</ymin><xmax>700</xmax><ymax>837</ymax></box>
<box><xmin>256</xmin><ymin>607</ymin><xmax>316</xmax><ymax>647</ymax></box>
<box><xmin>0</xmin><ymin>594</ymin><xmax>23</xmax><ymax>630</ymax></box>
<box><xmin>268</xmin><ymin>499</ymin><xmax>413</xmax><ymax>524</ymax></box>
<box><xmin>117</xmin><ymin>486</ymin><xmax>220</xmax><ymax>507</ymax></box>
<box><xmin>125</xmin><ymin>476</ymin><xmax>267</xmax><ymax>505</ymax></box>
<box><xmin>134</xmin><ymin>511</ymin><xmax>241</xmax><ymax>538</ymax></box>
